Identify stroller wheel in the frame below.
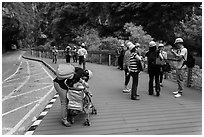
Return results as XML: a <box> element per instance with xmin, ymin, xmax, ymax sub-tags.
<box><xmin>84</xmin><ymin>119</ymin><xmax>90</xmax><ymax>126</ymax></box>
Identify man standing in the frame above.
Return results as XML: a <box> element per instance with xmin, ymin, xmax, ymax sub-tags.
<box><xmin>77</xmin><ymin>43</ymin><xmax>88</xmax><ymax>70</ymax></box>
<box><xmin>65</xmin><ymin>45</ymin><xmax>71</xmax><ymax>63</ymax></box>
<box><xmin>171</xmin><ymin>38</ymin><xmax>187</xmax><ymax>98</ymax></box>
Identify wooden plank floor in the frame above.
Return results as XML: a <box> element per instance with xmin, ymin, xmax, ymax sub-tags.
<box><xmin>33</xmin><ymin>62</ymin><xmax>202</xmax><ymax>135</ymax></box>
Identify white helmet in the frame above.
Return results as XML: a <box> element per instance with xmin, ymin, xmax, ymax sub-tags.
<box><xmin>158</xmin><ymin>43</ymin><xmax>164</xmax><ymax>47</ymax></box>
<box><xmin>174</xmin><ymin>38</ymin><xmax>183</xmax><ymax>44</ymax></box>
<box><xmin>149</xmin><ymin>41</ymin><xmax>156</xmax><ymax>47</ymax></box>
<box><xmin>85</xmin><ymin>69</ymin><xmax>93</xmax><ymax>79</ymax></box>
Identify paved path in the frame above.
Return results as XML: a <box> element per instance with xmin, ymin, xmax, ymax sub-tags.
<box><xmin>23</xmin><ymin>53</ymin><xmax>202</xmax><ymax>135</ymax></box>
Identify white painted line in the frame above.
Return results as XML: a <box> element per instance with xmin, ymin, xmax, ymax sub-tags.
<box><xmin>2</xmin><ymin>61</ymin><xmax>31</xmax><ymax>102</ymax></box>
<box><xmin>24</xmin><ymin>131</ymin><xmax>34</xmax><ymax>135</ymax></box>
<box><xmin>4</xmin><ymin>85</ymin><xmax>52</xmax><ymax>100</ymax></box>
<box><xmin>3</xmin><ymin>61</ymin><xmax>23</xmax><ymax>82</ymax></box>
<box><xmin>45</xmin><ymin>104</ymin><xmax>53</xmax><ymax>109</ymax></box>
<box><xmin>2</xmin><ymin>100</ymin><xmax>40</xmax><ymax>117</ymax></box>
<box><xmin>32</xmin><ymin>120</ymin><xmax>42</xmax><ymax>126</ymax></box>
<box><xmin>2</xmin><ymin>83</ymin><xmax>22</xmax><ymax>88</ymax></box>
<box><xmin>40</xmin><ymin>111</ymin><xmax>48</xmax><ymax>116</ymax></box>
<box><xmin>3</xmin><ymin>76</ymin><xmax>27</xmax><ymax>83</ymax></box>
<box><xmin>50</xmin><ymin>98</ymin><xmax>56</xmax><ymax>103</ymax></box>
<box><xmin>5</xmin><ymin>86</ymin><xmax>55</xmax><ymax>135</ymax></box>
<box><xmin>54</xmin><ymin>94</ymin><xmax>59</xmax><ymax>98</ymax></box>
<box><xmin>40</xmin><ymin>63</ymin><xmax>54</xmax><ymax>80</ymax></box>
<box><xmin>18</xmin><ymin>51</ymin><xmax>25</xmax><ymax>60</ymax></box>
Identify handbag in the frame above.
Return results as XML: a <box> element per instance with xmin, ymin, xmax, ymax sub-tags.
<box><xmin>163</xmin><ymin>63</ymin><xmax>171</xmax><ymax>72</ymax></box>
<box><xmin>155</xmin><ymin>57</ymin><xmax>165</xmax><ymax>66</ymax></box>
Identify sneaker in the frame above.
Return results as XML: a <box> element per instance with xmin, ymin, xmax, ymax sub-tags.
<box><xmin>174</xmin><ymin>93</ymin><xmax>182</xmax><ymax>98</ymax></box>
<box><xmin>62</xmin><ymin>120</ymin><xmax>71</xmax><ymax>127</ymax></box>
<box><xmin>173</xmin><ymin>90</ymin><xmax>183</xmax><ymax>95</ymax></box>
<box><xmin>123</xmin><ymin>88</ymin><xmax>130</xmax><ymax>93</ymax></box>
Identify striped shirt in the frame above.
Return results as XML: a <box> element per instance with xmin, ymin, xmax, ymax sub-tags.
<box><xmin>129</xmin><ymin>52</ymin><xmax>141</xmax><ymax>72</ymax></box>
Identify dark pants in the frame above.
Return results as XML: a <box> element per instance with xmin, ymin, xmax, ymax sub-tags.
<box><xmin>159</xmin><ymin>67</ymin><xmax>164</xmax><ymax>83</ymax></box>
<box><xmin>79</xmin><ymin>56</ymin><xmax>86</xmax><ymax>70</ymax></box>
<box><xmin>130</xmin><ymin>72</ymin><xmax>139</xmax><ymax>98</ymax></box>
<box><xmin>149</xmin><ymin>72</ymin><xmax>160</xmax><ymax>94</ymax></box>
<box><xmin>124</xmin><ymin>69</ymin><xmax>130</xmax><ymax>86</ymax></box>
<box><xmin>66</xmin><ymin>55</ymin><xmax>71</xmax><ymax>63</ymax></box>
<box><xmin>73</xmin><ymin>55</ymin><xmax>77</xmax><ymax>62</ymax></box>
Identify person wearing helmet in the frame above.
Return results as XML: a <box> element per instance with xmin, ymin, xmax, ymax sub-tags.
<box><xmin>171</xmin><ymin>38</ymin><xmax>187</xmax><ymax>98</ymax></box>
<box><xmin>158</xmin><ymin>43</ymin><xmax>168</xmax><ymax>87</ymax></box>
<box><xmin>145</xmin><ymin>41</ymin><xmax>161</xmax><ymax>96</ymax></box>
<box><xmin>52</xmin><ymin>46</ymin><xmax>58</xmax><ymax>64</ymax></box>
<box><xmin>72</xmin><ymin>46</ymin><xmax>78</xmax><ymax>63</ymax></box>
<box><xmin>128</xmin><ymin>43</ymin><xmax>143</xmax><ymax>100</ymax></box>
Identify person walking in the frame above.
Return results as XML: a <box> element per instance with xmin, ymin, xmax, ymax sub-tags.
<box><xmin>158</xmin><ymin>43</ymin><xmax>167</xmax><ymax>87</ymax></box>
<box><xmin>77</xmin><ymin>43</ymin><xmax>88</xmax><ymax>70</ymax></box>
<box><xmin>128</xmin><ymin>42</ymin><xmax>143</xmax><ymax>100</ymax></box>
<box><xmin>65</xmin><ymin>45</ymin><xmax>71</xmax><ymax>63</ymax></box>
<box><xmin>171</xmin><ymin>38</ymin><xmax>187</xmax><ymax>98</ymax></box>
<box><xmin>52</xmin><ymin>46</ymin><xmax>58</xmax><ymax>64</ymax></box>
<box><xmin>118</xmin><ymin>43</ymin><xmax>125</xmax><ymax>70</ymax></box>
<box><xmin>146</xmin><ymin>41</ymin><xmax>161</xmax><ymax>96</ymax></box>
<box><xmin>122</xmin><ymin>41</ymin><xmax>131</xmax><ymax>93</ymax></box>
<box><xmin>72</xmin><ymin>46</ymin><xmax>78</xmax><ymax>63</ymax></box>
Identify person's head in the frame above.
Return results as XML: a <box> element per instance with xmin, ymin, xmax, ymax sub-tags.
<box><xmin>149</xmin><ymin>41</ymin><xmax>157</xmax><ymax>51</ymax></box>
<box><xmin>174</xmin><ymin>38</ymin><xmax>184</xmax><ymax>49</ymax></box>
<box><xmin>135</xmin><ymin>43</ymin><xmax>140</xmax><ymax>50</ymax></box>
<box><xmin>129</xmin><ymin>43</ymin><xmax>136</xmax><ymax>53</ymax></box>
<box><xmin>158</xmin><ymin>43</ymin><xmax>164</xmax><ymax>50</ymax></box>
<box><xmin>81</xmin><ymin>43</ymin><xmax>85</xmax><ymax>48</ymax></box>
<box><xmin>82</xmin><ymin>69</ymin><xmax>93</xmax><ymax>82</ymax></box>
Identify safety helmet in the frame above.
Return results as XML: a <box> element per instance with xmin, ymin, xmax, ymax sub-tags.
<box><xmin>135</xmin><ymin>43</ymin><xmax>140</xmax><ymax>47</ymax></box>
<box><xmin>174</xmin><ymin>38</ymin><xmax>183</xmax><ymax>44</ymax></box>
<box><xmin>84</xmin><ymin>69</ymin><xmax>93</xmax><ymax>80</ymax></box>
<box><xmin>149</xmin><ymin>41</ymin><xmax>156</xmax><ymax>47</ymax></box>
<box><xmin>129</xmin><ymin>44</ymin><xmax>136</xmax><ymax>51</ymax></box>
<box><xmin>158</xmin><ymin>43</ymin><xmax>164</xmax><ymax>47</ymax></box>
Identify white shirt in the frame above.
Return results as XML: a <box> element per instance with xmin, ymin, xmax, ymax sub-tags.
<box><xmin>173</xmin><ymin>47</ymin><xmax>187</xmax><ymax>69</ymax></box>
<box><xmin>77</xmin><ymin>48</ymin><xmax>87</xmax><ymax>58</ymax></box>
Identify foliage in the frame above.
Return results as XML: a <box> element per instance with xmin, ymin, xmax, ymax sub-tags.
<box><xmin>124</xmin><ymin>23</ymin><xmax>153</xmax><ymax>50</ymax></box>
<box><xmin>174</xmin><ymin>14</ymin><xmax>202</xmax><ymax>56</ymax></box>
<box><xmin>100</xmin><ymin>37</ymin><xmax>121</xmax><ymax>50</ymax></box>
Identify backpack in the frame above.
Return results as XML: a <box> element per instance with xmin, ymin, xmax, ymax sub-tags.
<box><xmin>183</xmin><ymin>51</ymin><xmax>195</xmax><ymax>68</ymax></box>
<box><xmin>56</xmin><ymin>64</ymin><xmax>75</xmax><ymax>80</ymax></box>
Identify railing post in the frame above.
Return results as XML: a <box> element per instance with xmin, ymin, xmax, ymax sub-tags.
<box><xmin>99</xmin><ymin>53</ymin><xmax>102</xmax><ymax>64</ymax></box>
<box><xmin>39</xmin><ymin>51</ymin><xmax>42</xmax><ymax>58</ymax></box>
<box><xmin>187</xmin><ymin>68</ymin><xmax>193</xmax><ymax>87</ymax></box>
<box><xmin>108</xmin><ymin>54</ymin><xmax>111</xmax><ymax>66</ymax></box>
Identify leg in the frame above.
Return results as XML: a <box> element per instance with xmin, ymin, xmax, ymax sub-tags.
<box><xmin>123</xmin><ymin>69</ymin><xmax>131</xmax><ymax>93</ymax></box>
<box><xmin>131</xmin><ymin>72</ymin><xmax>139</xmax><ymax>100</ymax></box>
<box><xmin>155</xmin><ymin>73</ymin><xmax>160</xmax><ymax>96</ymax></box>
<box><xmin>53</xmin><ymin>82</ymin><xmax>71</xmax><ymax>126</ymax></box>
<box><xmin>148</xmin><ymin>72</ymin><xmax>154</xmax><ymax>95</ymax></box>
<box><xmin>176</xmin><ymin>69</ymin><xmax>184</xmax><ymax>91</ymax></box>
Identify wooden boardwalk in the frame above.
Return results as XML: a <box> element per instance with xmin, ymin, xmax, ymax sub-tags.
<box><xmin>29</xmin><ymin>59</ymin><xmax>201</xmax><ymax>135</ymax></box>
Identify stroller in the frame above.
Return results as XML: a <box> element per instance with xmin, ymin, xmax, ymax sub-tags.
<box><xmin>67</xmin><ymin>87</ymin><xmax>97</xmax><ymax>126</ymax></box>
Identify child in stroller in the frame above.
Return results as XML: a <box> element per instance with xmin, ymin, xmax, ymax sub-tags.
<box><xmin>66</xmin><ymin>69</ymin><xmax>97</xmax><ymax>126</ymax></box>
